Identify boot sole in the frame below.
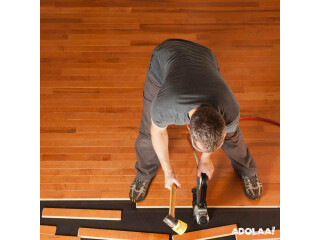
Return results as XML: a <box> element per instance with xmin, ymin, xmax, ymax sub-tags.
<box><xmin>129</xmin><ymin>178</ymin><xmax>153</xmax><ymax>203</ymax></box>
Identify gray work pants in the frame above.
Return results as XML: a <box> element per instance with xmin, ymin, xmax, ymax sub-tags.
<box><xmin>134</xmin><ymin>73</ymin><xmax>258</xmax><ymax>181</ymax></box>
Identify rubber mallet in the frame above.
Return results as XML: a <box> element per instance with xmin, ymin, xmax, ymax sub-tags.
<box><xmin>163</xmin><ymin>184</ymin><xmax>187</xmax><ymax>235</ymax></box>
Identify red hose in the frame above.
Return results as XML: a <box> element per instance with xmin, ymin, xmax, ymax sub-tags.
<box><xmin>240</xmin><ymin>117</ymin><xmax>280</xmax><ymax>127</ymax></box>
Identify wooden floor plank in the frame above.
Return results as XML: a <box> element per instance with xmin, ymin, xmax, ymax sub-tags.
<box><xmin>78</xmin><ymin>227</ymin><xmax>169</xmax><ymax>240</ymax></box>
<box><xmin>40</xmin><ymin>235</ymin><xmax>80</xmax><ymax>240</ymax></box>
<box><xmin>42</xmin><ymin>208</ymin><xmax>121</xmax><ymax>220</ymax></box>
<box><xmin>236</xmin><ymin>229</ymin><xmax>280</xmax><ymax>240</ymax></box>
<box><xmin>40</xmin><ymin>225</ymin><xmax>56</xmax><ymax>235</ymax></box>
<box><xmin>172</xmin><ymin>224</ymin><xmax>237</xmax><ymax>240</ymax></box>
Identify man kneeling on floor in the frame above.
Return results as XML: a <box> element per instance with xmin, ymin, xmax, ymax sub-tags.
<box><xmin>129</xmin><ymin>39</ymin><xmax>262</xmax><ymax>203</ymax></box>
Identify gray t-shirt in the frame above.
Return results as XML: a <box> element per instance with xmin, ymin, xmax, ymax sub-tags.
<box><xmin>149</xmin><ymin>39</ymin><xmax>240</xmax><ymax>133</ymax></box>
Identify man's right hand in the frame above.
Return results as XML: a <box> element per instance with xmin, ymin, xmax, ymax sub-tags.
<box><xmin>164</xmin><ymin>172</ymin><xmax>181</xmax><ymax>190</ymax></box>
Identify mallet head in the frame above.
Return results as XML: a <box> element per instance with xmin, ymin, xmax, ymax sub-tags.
<box><xmin>163</xmin><ymin>215</ymin><xmax>187</xmax><ymax>235</ymax></box>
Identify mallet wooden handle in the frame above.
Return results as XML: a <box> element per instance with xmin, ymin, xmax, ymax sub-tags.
<box><xmin>169</xmin><ymin>184</ymin><xmax>176</xmax><ymax>217</ymax></box>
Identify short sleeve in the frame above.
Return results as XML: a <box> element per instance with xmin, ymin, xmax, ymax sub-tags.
<box><xmin>225</xmin><ymin>113</ymin><xmax>240</xmax><ymax>133</ymax></box>
<box><xmin>148</xmin><ymin>49</ymin><xmax>165</xmax><ymax>86</ymax></box>
<box><xmin>150</xmin><ymin>99</ymin><xmax>168</xmax><ymax>128</ymax></box>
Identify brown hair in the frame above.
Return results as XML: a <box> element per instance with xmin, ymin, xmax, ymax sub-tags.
<box><xmin>189</xmin><ymin>106</ymin><xmax>225</xmax><ymax>152</ymax></box>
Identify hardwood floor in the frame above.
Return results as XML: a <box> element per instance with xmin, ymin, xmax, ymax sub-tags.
<box><xmin>40</xmin><ymin>0</ymin><xmax>280</xmax><ymax>207</ymax></box>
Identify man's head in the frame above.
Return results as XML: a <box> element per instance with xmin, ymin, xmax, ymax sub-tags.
<box><xmin>189</xmin><ymin>106</ymin><xmax>226</xmax><ymax>153</ymax></box>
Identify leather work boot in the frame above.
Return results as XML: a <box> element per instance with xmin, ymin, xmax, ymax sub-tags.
<box><xmin>129</xmin><ymin>177</ymin><xmax>151</xmax><ymax>203</ymax></box>
<box><xmin>242</xmin><ymin>174</ymin><xmax>263</xmax><ymax>200</ymax></box>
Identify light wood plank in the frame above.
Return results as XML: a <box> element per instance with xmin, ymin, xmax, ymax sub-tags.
<box><xmin>40</xmin><ymin>235</ymin><xmax>80</xmax><ymax>240</ymax></box>
<box><xmin>42</xmin><ymin>208</ymin><xmax>121</xmax><ymax>220</ymax></box>
<box><xmin>172</xmin><ymin>224</ymin><xmax>237</xmax><ymax>240</ymax></box>
<box><xmin>40</xmin><ymin>225</ymin><xmax>56</xmax><ymax>235</ymax></box>
<box><xmin>78</xmin><ymin>227</ymin><xmax>168</xmax><ymax>240</ymax></box>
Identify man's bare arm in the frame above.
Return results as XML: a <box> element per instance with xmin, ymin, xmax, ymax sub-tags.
<box><xmin>150</xmin><ymin>119</ymin><xmax>181</xmax><ymax>189</ymax></box>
